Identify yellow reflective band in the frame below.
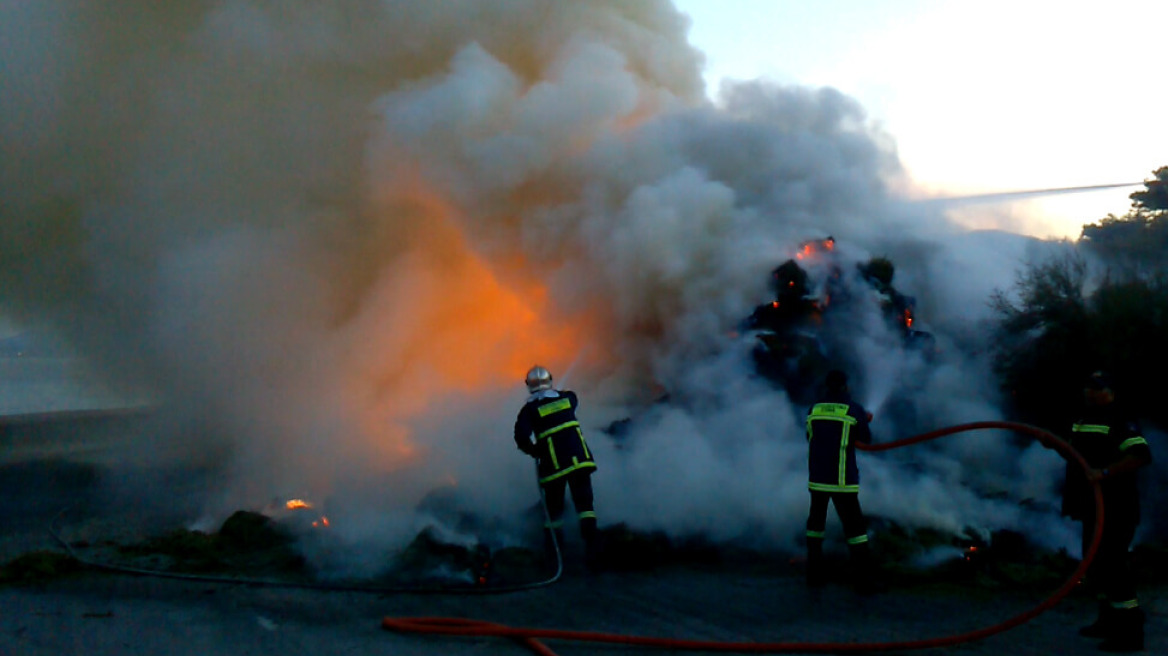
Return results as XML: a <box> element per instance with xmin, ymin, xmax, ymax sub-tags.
<box><xmin>1110</xmin><ymin>599</ymin><xmax>1140</xmax><ymax>610</ymax></box>
<box><xmin>846</xmin><ymin>534</ymin><xmax>869</xmax><ymax>545</ymax></box>
<box><xmin>806</xmin><ymin>530</ymin><xmax>826</xmax><ymax>539</ymax></box>
<box><xmin>537</xmin><ymin>420</ymin><xmax>580</xmax><ymax>440</ymax></box>
<box><xmin>1072</xmin><ymin>423</ymin><xmax>1110</xmax><ymax>434</ymax></box>
<box><xmin>1120</xmin><ymin>436</ymin><xmax>1148</xmax><ymax>451</ymax></box>
<box><xmin>578</xmin><ymin>511</ymin><xmax>597</xmax><ymax>520</ymax></box>
<box><xmin>544</xmin><ymin>520</ymin><xmax>564</xmax><ymax>529</ymax></box>
<box><xmin>810</xmin><ymin>403</ymin><xmax>853</xmax><ymax>418</ymax></box>
<box><xmin>537</xmin><ymin>398</ymin><xmax>572</xmax><ymax>417</ymax></box>
<box><xmin>838</xmin><ymin>423</ymin><xmax>851</xmax><ymax>486</ymax></box>
<box><xmin>809</xmin><ymin>482</ymin><xmax>859</xmax><ymax>493</ymax></box>
<box><xmin>548</xmin><ymin>441</ymin><xmax>559</xmax><ymax>470</ymax></box>
<box><xmin>539</xmin><ymin>460</ymin><xmax>597</xmax><ymax>484</ymax></box>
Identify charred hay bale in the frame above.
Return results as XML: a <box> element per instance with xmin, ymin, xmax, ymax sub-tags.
<box><xmin>0</xmin><ymin>550</ymin><xmax>82</xmax><ymax>586</ymax></box>
<box><xmin>391</xmin><ymin>527</ymin><xmax>481</xmax><ymax>579</ymax></box>
<box><xmin>872</xmin><ymin>523</ymin><xmax>1079</xmax><ymax>593</ymax></box>
<box><xmin>218</xmin><ymin>510</ymin><xmax>294</xmax><ymax>551</ymax></box>
<box><xmin>117</xmin><ymin>528</ymin><xmax>225</xmax><ymax>573</ymax></box>
<box><xmin>114</xmin><ymin>512</ymin><xmax>305</xmax><ymax>576</ymax></box>
<box><xmin>488</xmin><ymin>545</ymin><xmax>543</xmax><ymax>576</ymax></box>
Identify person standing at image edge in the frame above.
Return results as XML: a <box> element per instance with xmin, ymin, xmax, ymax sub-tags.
<box><xmin>1063</xmin><ymin>371</ymin><xmax>1152</xmax><ymax>652</ymax></box>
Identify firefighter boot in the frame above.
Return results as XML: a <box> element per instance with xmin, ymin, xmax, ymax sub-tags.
<box><xmin>1078</xmin><ymin>600</ymin><xmax>1114</xmax><ymax>639</ymax></box>
<box><xmin>805</xmin><ymin>538</ymin><xmax>826</xmax><ymax>588</ymax></box>
<box><xmin>849</xmin><ymin>541</ymin><xmax>885</xmax><ymax>595</ymax></box>
<box><xmin>1097</xmin><ymin>607</ymin><xmax>1144</xmax><ymax>653</ymax></box>
<box><xmin>580</xmin><ymin>517</ymin><xmax>603</xmax><ymax>573</ymax></box>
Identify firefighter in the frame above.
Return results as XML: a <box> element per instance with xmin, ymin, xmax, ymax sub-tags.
<box><xmin>1063</xmin><ymin>371</ymin><xmax>1152</xmax><ymax>652</ymax></box>
<box><xmin>804</xmin><ymin>369</ymin><xmax>879</xmax><ymax>592</ymax></box>
<box><xmin>514</xmin><ymin>365</ymin><xmax>601</xmax><ymax>570</ymax></box>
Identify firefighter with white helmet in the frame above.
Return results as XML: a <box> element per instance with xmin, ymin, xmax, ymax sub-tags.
<box><xmin>514</xmin><ymin>364</ymin><xmax>601</xmax><ymax>570</ymax></box>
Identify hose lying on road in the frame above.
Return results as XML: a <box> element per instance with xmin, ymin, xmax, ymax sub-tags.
<box><xmin>382</xmin><ymin>421</ymin><xmax>1104</xmax><ymax>654</ymax></box>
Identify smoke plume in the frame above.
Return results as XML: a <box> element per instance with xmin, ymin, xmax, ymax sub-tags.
<box><xmin>1</xmin><ymin>0</ymin><xmax>1081</xmax><ymax>574</ymax></box>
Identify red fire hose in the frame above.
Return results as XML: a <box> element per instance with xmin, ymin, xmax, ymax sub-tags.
<box><xmin>382</xmin><ymin>421</ymin><xmax>1105</xmax><ymax>654</ymax></box>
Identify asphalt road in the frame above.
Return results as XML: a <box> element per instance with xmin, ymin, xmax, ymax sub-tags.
<box><xmin>2</xmin><ymin>412</ymin><xmax>1163</xmax><ymax>655</ymax></box>
<box><xmin>2</xmin><ymin>560</ymin><xmax>1165</xmax><ymax>656</ymax></box>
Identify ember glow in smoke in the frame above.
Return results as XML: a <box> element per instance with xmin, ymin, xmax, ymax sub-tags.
<box><xmin>1</xmin><ymin>1</ymin><xmax>1079</xmax><ymax>574</ymax></box>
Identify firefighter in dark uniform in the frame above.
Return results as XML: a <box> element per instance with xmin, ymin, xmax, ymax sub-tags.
<box><xmin>514</xmin><ymin>365</ymin><xmax>600</xmax><ymax>569</ymax></box>
<box><xmin>805</xmin><ymin>369</ymin><xmax>878</xmax><ymax>591</ymax></box>
<box><xmin>1064</xmin><ymin>371</ymin><xmax>1152</xmax><ymax>652</ymax></box>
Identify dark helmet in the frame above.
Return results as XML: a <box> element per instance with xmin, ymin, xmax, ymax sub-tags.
<box><xmin>525</xmin><ymin>365</ymin><xmax>554</xmax><ymax>393</ymax></box>
<box><xmin>1085</xmin><ymin>370</ymin><xmax>1113</xmax><ymax>392</ymax></box>
<box><xmin>825</xmin><ymin>369</ymin><xmax>848</xmax><ymax>392</ymax></box>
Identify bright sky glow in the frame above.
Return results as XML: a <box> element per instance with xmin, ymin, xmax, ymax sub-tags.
<box><xmin>673</xmin><ymin>0</ymin><xmax>1168</xmax><ymax>239</ymax></box>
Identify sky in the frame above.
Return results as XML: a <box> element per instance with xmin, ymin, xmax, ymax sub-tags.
<box><xmin>672</xmin><ymin>0</ymin><xmax>1168</xmax><ymax>239</ymax></box>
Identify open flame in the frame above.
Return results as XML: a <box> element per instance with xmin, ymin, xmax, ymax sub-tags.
<box><xmin>282</xmin><ymin>499</ymin><xmax>331</xmax><ymax>529</ymax></box>
<box><xmin>794</xmin><ymin>236</ymin><xmax>836</xmax><ymax>260</ymax></box>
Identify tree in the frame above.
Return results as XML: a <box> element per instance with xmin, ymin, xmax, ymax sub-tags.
<box><xmin>990</xmin><ymin>254</ymin><xmax>1093</xmax><ymax>429</ymax></box>
<box><xmin>1080</xmin><ymin>167</ymin><xmax>1168</xmax><ymax>277</ymax></box>
<box><xmin>992</xmin><ymin>167</ymin><xmax>1168</xmax><ymax>430</ymax></box>
<box><xmin>991</xmin><ymin>252</ymin><xmax>1168</xmax><ymax>431</ymax></box>
<box><xmin>1129</xmin><ymin>165</ymin><xmax>1168</xmax><ymax>212</ymax></box>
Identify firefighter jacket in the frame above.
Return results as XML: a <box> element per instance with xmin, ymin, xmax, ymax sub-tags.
<box><xmin>514</xmin><ymin>389</ymin><xmax>597</xmax><ymax>485</ymax></box>
<box><xmin>806</xmin><ymin>391</ymin><xmax>872</xmax><ymax>493</ymax></box>
<box><xmin>1063</xmin><ymin>405</ymin><xmax>1152</xmax><ymax>521</ymax></box>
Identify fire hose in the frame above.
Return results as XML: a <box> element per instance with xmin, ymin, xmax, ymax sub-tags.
<box><xmin>381</xmin><ymin>421</ymin><xmax>1106</xmax><ymax>654</ymax></box>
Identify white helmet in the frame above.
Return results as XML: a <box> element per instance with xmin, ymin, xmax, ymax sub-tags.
<box><xmin>525</xmin><ymin>365</ymin><xmax>554</xmax><ymax>393</ymax></box>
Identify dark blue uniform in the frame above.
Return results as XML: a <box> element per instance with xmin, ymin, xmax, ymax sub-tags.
<box><xmin>804</xmin><ymin>389</ymin><xmax>874</xmax><ymax>588</ymax></box>
<box><xmin>515</xmin><ymin>389</ymin><xmax>599</xmax><ymax>564</ymax></box>
<box><xmin>1065</xmin><ymin>405</ymin><xmax>1152</xmax><ymax>646</ymax></box>
<box><xmin>514</xmin><ymin>389</ymin><xmax>596</xmax><ymax>484</ymax></box>
<box><xmin>807</xmin><ymin>392</ymin><xmax>872</xmax><ymax>494</ymax></box>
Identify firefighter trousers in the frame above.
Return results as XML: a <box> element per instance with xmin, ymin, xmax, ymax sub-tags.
<box><xmin>806</xmin><ymin>491</ymin><xmax>872</xmax><ymax>587</ymax></box>
<box><xmin>807</xmin><ymin>490</ymin><xmax>868</xmax><ymax>542</ymax></box>
<box><xmin>541</xmin><ymin>470</ymin><xmax>599</xmax><ymax>562</ymax></box>
<box><xmin>1079</xmin><ymin>502</ymin><xmax>1139</xmax><ymax>607</ymax></box>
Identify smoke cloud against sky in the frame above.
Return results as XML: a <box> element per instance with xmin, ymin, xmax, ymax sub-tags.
<box><xmin>1</xmin><ymin>1</ymin><xmax>1092</xmax><ymax>572</ymax></box>
<box><xmin>674</xmin><ymin>0</ymin><xmax>1168</xmax><ymax>240</ymax></box>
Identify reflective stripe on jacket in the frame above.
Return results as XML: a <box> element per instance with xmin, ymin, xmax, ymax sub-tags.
<box><xmin>514</xmin><ymin>390</ymin><xmax>597</xmax><ymax>484</ymax></box>
<box><xmin>806</xmin><ymin>393</ymin><xmax>871</xmax><ymax>493</ymax></box>
<box><xmin>1063</xmin><ymin>407</ymin><xmax>1151</xmax><ymax>519</ymax></box>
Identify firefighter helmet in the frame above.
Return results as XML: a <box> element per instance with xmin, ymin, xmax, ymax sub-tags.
<box><xmin>525</xmin><ymin>365</ymin><xmax>554</xmax><ymax>393</ymax></box>
<box><xmin>825</xmin><ymin>369</ymin><xmax>848</xmax><ymax>392</ymax></box>
<box><xmin>1085</xmin><ymin>370</ymin><xmax>1113</xmax><ymax>391</ymax></box>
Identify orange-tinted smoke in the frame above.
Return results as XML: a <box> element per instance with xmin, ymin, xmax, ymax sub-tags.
<box><xmin>341</xmin><ymin>180</ymin><xmax>606</xmax><ymax>471</ymax></box>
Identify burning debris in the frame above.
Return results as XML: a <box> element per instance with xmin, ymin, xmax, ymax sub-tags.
<box><xmin>110</xmin><ymin>511</ymin><xmax>307</xmax><ymax>577</ymax></box>
<box><xmin>865</xmin><ymin>523</ymin><xmax>1081</xmax><ymax>593</ymax></box>
<box><xmin>742</xmin><ymin>236</ymin><xmax>936</xmax><ymax>402</ymax></box>
<box><xmin>266</xmin><ymin>498</ymin><xmax>331</xmax><ymax>531</ymax></box>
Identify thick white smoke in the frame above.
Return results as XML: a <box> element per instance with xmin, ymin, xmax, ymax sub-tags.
<box><xmin>0</xmin><ymin>0</ymin><xmax>1076</xmax><ymax>574</ymax></box>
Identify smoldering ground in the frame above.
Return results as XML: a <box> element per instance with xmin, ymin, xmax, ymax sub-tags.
<box><xmin>0</xmin><ymin>1</ymin><xmax>1100</xmax><ymax>577</ymax></box>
